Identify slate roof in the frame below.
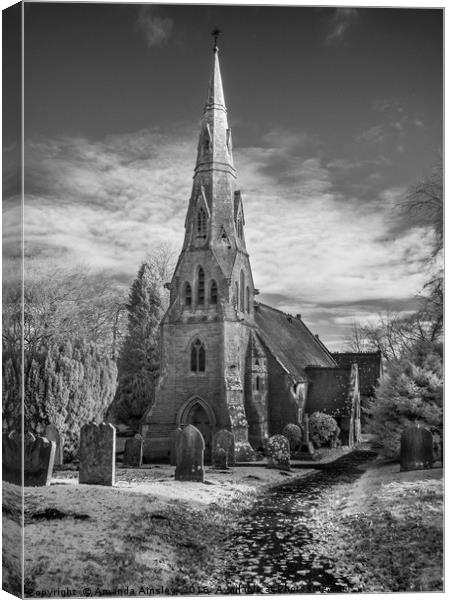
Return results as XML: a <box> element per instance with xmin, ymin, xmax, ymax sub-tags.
<box><xmin>332</xmin><ymin>352</ymin><xmax>382</xmax><ymax>396</ymax></box>
<box><xmin>254</xmin><ymin>303</ymin><xmax>337</xmax><ymax>381</ymax></box>
<box><xmin>304</xmin><ymin>367</ymin><xmax>351</xmax><ymax>415</ymax></box>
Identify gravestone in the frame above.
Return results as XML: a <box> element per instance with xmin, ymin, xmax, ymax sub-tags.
<box><xmin>2</xmin><ymin>431</ymin><xmax>56</xmax><ymax>486</ymax></box>
<box><xmin>169</xmin><ymin>428</ymin><xmax>182</xmax><ymax>466</ymax></box>
<box><xmin>122</xmin><ymin>434</ymin><xmax>143</xmax><ymax>468</ymax></box>
<box><xmin>79</xmin><ymin>422</ymin><xmax>116</xmax><ymax>486</ymax></box>
<box><xmin>45</xmin><ymin>423</ymin><xmax>64</xmax><ymax>466</ymax></box>
<box><xmin>266</xmin><ymin>434</ymin><xmax>291</xmax><ymax>470</ymax></box>
<box><xmin>212</xmin><ymin>447</ymin><xmax>228</xmax><ymax>469</ymax></box>
<box><xmin>175</xmin><ymin>424</ymin><xmax>204</xmax><ymax>482</ymax></box>
<box><xmin>212</xmin><ymin>429</ymin><xmax>235</xmax><ymax>466</ymax></box>
<box><xmin>400</xmin><ymin>424</ymin><xmax>434</xmax><ymax>472</ymax></box>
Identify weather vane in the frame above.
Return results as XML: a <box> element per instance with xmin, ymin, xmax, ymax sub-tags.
<box><xmin>211</xmin><ymin>28</ymin><xmax>222</xmax><ymax>50</ymax></box>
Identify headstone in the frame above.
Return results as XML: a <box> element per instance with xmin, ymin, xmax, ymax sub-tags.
<box><xmin>266</xmin><ymin>434</ymin><xmax>291</xmax><ymax>470</ymax></box>
<box><xmin>2</xmin><ymin>431</ymin><xmax>56</xmax><ymax>486</ymax></box>
<box><xmin>175</xmin><ymin>424</ymin><xmax>204</xmax><ymax>482</ymax></box>
<box><xmin>169</xmin><ymin>428</ymin><xmax>182</xmax><ymax>466</ymax></box>
<box><xmin>122</xmin><ymin>434</ymin><xmax>143</xmax><ymax>468</ymax></box>
<box><xmin>212</xmin><ymin>429</ymin><xmax>235</xmax><ymax>466</ymax></box>
<box><xmin>212</xmin><ymin>447</ymin><xmax>228</xmax><ymax>469</ymax></box>
<box><xmin>400</xmin><ymin>424</ymin><xmax>434</xmax><ymax>472</ymax></box>
<box><xmin>79</xmin><ymin>422</ymin><xmax>116</xmax><ymax>486</ymax></box>
<box><xmin>45</xmin><ymin>424</ymin><xmax>64</xmax><ymax>466</ymax></box>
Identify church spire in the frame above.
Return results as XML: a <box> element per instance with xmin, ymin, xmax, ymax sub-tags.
<box><xmin>194</xmin><ymin>31</ymin><xmax>234</xmax><ymax>175</ymax></box>
<box><xmin>181</xmin><ymin>32</ymin><xmax>249</xmax><ymax>274</ymax></box>
<box><xmin>205</xmin><ymin>29</ymin><xmax>226</xmax><ymax>111</ymax></box>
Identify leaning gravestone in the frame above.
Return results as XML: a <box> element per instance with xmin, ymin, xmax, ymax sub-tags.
<box><xmin>175</xmin><ymin>424</ymin><xmax>204</xmax><ymax>482</ymax></box>
<box><xmin>400</xmin><ymin>424</ymin><xmax>434</xmax><ymax>472</ymax></box>
<box><xmin>122</xmin><ymin>434</ymin><xmax>143</xmax><ymax>468</ymax></box>
<box><xmin>212</xmin><ymin>447</ymin><xmax>228</xmax><ymax>469</ymax></box>
<box><xmin>2</xmin><ymin>431</ymin><xmax>55</xmax><ymax>486</ymax></box>
<box><xmin>266</xmin><ymin>434</ymin><xmax>291</xmax><ymax>470</ymax></box>
<box><xmin>45</xmin><ymin>423</ymin><xmax>64</xmax><ymax>466</ymax></box>
<box><xmin>79</xmin><ymin>422</ymin><xmax>116</xmax><ymax>486</ymax></box>
<box><xmin>212</xmin><ymin>429</ymin><xmax>235</xmax><ymax>466</ymax></box>
<box><xmin>169</xmin><ymin>428</ymin><xmax>182</xmax><ymax>466</ymax></box>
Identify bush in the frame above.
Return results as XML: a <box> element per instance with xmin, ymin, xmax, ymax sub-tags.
<box><xmin>367</xmin><ymin>341</ymin><xmax>443</xmax><ymax>458</ymax></box>
<box><xmin>3</xmin><ymin>339</ymin><xmax>118</xmax><ymax>461</ymax></box>
<box><xmin>309</xmin><ymin>412</ymin><xmax>339</xmax><ymax>448</ymax></box>
<box><xmin>282</xmin><ymin>423</ymin><xmax>302</xmax><ymax>454</ymax></box>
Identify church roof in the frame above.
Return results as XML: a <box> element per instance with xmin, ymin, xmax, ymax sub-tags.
<box><xmin>254</xmin><ymin>303</ymin><xmax>337</xmax><ymax>381</ymax></box>
<box><xmin>331</xmin><ymin>352</ymin><xmax>382</xmax><ymax>396</ymax></box>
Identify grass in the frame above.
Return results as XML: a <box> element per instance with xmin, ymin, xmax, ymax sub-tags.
<box><xmin>302</xmin><ymin>474</ymin><xmax>443</xmax><ymax>592</ymax></box>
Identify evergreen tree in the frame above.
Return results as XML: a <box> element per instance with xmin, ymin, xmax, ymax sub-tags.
<box><xmin>2</xmin><ymin>339</ymin><xmax>117</xmax><ymax>460</ymax></box>
<box><xmin>367</xmin><ymin>341</ymin><xmax>443</xmax><ymax>458</ymax></box>
<box><xmin>111</xmin><ymin>261</ymin><xmax>164</xmax><ymax>429</ymax></box>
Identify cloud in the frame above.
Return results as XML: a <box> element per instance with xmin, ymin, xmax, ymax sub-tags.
<box><xmin>136</xmin><ymin>6</ymin><xmax>173</xmax><ymax>48</ymax></box>
<box><xmin>19</xmin><ymin>124</ymin><xmax>435</xmax><ymax>349</ymax></box>
<box><xmin>23</xmin><ymin>127</ymin><xmax>198</xmax><ymax>277</ymax></box>
<box><xmin>326</xmin><ymin>8</ymin><xmax>359</xmax><ymax>44</ymax></box>
<box><xmin>356</xmin><ymin>124</ymin><xmax>385</xmax><ymax>145</ymax></box>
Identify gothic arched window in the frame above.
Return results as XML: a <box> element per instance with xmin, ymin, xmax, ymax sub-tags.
<box><xmin>197</xmin><ymin>267</ymin><xmax>205</xmax><ymax>305</ymax></box>
<box><xmin>255</xmin><ymin>376</ymin><xmax>260</xmax><ymax>391</ymax></box>
<box><xmin>184</xmin><ymin>282</ymin><xmax>192</xmax><ymax>306</ymax></box>
<box><xmin>210</xmin><ymin>280</ymin><xmax>218</xmax><ymax>305</ymax></box>
<box><xmin>240</xmin><ymin>270</ymin><xmax>245</xmax><ymax>312</ymax></box>
<box><xmin>190</xmin><ymin>339</ymin><xmax>206</xmax><ymax>373</ymax></box>
<box><xmin>235</xmin><ymin>281</ymin><xmax>239</xmax><ymax>309</ymax></box>
<box><xmin>197</xmin><ymin>207</ymin><xmax>207</xmax><ymax>239</ymax></box>
<box><xmin>246</xmin><ymin>286</ymin><xmax>250</xmax><ymax>313</ymax></box>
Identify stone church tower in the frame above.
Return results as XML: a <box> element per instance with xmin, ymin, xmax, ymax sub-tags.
<box><xmin>141</xmin><ymin>40</ymin><xmax>265</xmax><ymax>461</ymax></box>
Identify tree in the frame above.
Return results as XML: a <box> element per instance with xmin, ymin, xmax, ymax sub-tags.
<box><xmin>8</xmin><ymin>340</ymin><xmax>118</xmax><ymax>460</ymax></box>
<box><xmin>400</xmin><ymin>159</ymin><xmax>443</xmax><ymax>259</ymax></box>
<box><xmin>350</xmin><ymin>162</ymin><xmax>444</xmax><ymax>457</ymax></box>
<box><xmin>110</xmin><ymin>261</ymin><xmax>164</xmax><ymax>429</ymax></box>
<box><xmin>2</xmin><ymin>258</ymin><xmax>124</xmax><ymax>457</ymax></box>
<box><xmin>366</xmin><ymin>341</ymin><xmax>443</xmax><ymax>458</ymax></box>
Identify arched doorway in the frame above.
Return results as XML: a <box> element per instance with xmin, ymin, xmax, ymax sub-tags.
<box><xmin>188</xmin><ymin>403</ymin><xmax>212</xmax><ymax>462</ymax></box>
<box><xmin>178</xmin><ymin>397</ymin><xmax>215</xmax><ymax>463</ymax></box>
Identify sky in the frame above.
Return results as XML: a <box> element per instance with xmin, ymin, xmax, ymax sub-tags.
<box><xmin>3</xmin><ymin>2</ymin><xmax>443</xmax><ymax>349</ymax></box>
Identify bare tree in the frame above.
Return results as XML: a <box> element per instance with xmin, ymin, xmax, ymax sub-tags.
<box><xmin>399</xmin><ymin>158</ymin><xmax>443</xmax><ymax>259</ymax></box>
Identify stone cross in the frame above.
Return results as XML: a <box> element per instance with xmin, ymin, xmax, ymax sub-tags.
<box><xmin>79</xmin><ymin>422</ymin><xmax>116</xmax><ymax>486</ymax></box>
<box><xmin>175</xmin><ymin>424</ymin><xmax>205</xmax><ymax>482</ymax></box>
<box><xmin>212</xmin><ymin>429</ymin><xmax>235</xmax><ymax>466</ymax></box>
<box><xmin>266</xmin><ymin>434</ymin><xmax>291</xmax><ymax>470</ymax></box>
<box><xmin>2</xmin><ymin>431</ymin><xmax>56</xmax><ymax>486</ymax></box>
<box><xmin>122</xmin><ymin>434</ymin><xmax>143</xmax><ymax>468</ymax></box>
<box><xmin>400</xmin><ymin>424</ymin><xmax>434</xmax><ymax>472</ymax></box>
<box><xmin>169</xmin><ymin>428</ymin><xmax>182</xmax><ymax>466</ymax></box>
<box><xmin>45</xmin><ymin>423</ymin><xmax>64</xmax><ymax>466</ymax></box>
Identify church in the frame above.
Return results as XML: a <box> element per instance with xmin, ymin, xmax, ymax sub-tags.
<box><xmin>141</xmin><ymin>39</ymin><xmax>381</xmax><ymax>462</ymax></box>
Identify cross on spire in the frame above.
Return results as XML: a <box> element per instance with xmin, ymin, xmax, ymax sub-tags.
<box><xmin>211</xmin><ymin>28</ymin><xmax>222</xmax><ymax>52</ymax></box>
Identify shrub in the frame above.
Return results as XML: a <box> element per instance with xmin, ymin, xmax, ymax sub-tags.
<box><xmin>367</xmin><ymin>341</ymin><xmax>443</xmax><ymax>459</ymax></box>
<box><xmin>309</xmin><ymin>412</ymin><xmax>339</xmax><ymax>448</ymax></box>
<box><xmin>2</xmin><ymin>340</ymin><xmax>118</xmax><ymax>461</ymax></box>
<box><xmin>282</xmin><ymin>423</ymin><xmax>302</xmax><ymax>454</ymax></box>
